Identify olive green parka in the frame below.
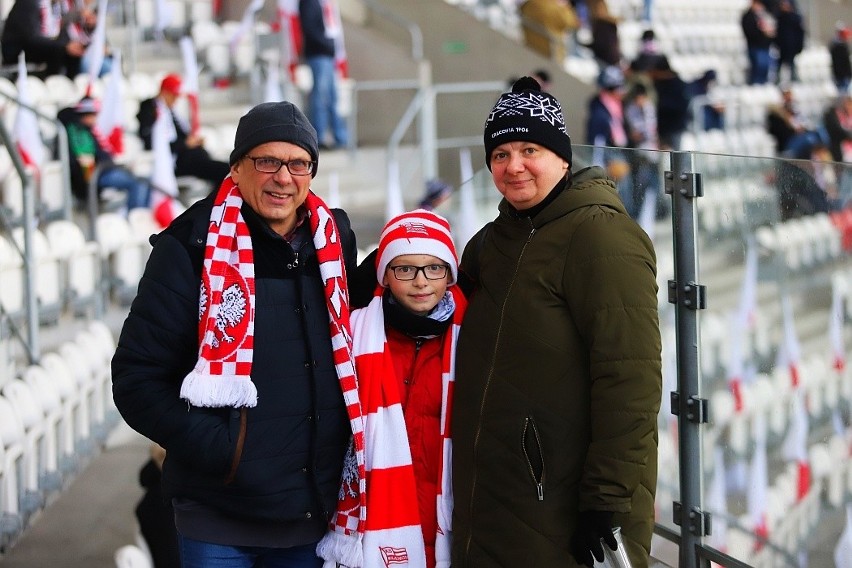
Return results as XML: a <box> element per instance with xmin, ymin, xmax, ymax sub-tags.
<box><xmin>451</xmin><ymin>166</ymin><xmax>662</xmax><ymax>567</ymax></box>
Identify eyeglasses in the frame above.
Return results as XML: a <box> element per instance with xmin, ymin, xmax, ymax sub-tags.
<box><xmin>387</xmin><ymin>264</ymin><xmax>450</xmax><ymax>281</ymax></box>
<box><xmin>245</xmin><ymin>156</ymin><xmax>316</xmax><ymax>176</ymax></box>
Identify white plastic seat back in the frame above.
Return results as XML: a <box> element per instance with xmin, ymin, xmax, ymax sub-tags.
<box><xmin>114</xmin><ymin>544</ymin><xmax>154</xmax><ymax>568</ymax></box>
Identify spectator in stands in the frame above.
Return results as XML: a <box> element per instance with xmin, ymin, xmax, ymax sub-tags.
<box><xmin>829</xmin><ymin>22</ymin><xmax>852</xmax><ymax>93</ymax></box>
<box><xmin>766</xmin><ymin>84</ymin><xmax>823</xmax><ymax>157</ymax></box>
<box><xmin>772</xmin><ymin>0</ymin><xmax>805</xmax><ymax>84</ymax></box>
<box><xmin>586</xmin><ymin>65</ymin><xmax>635</xmax><ymax>216</ymax></box>
<box><xmin>687</xmin><ymin>69</ymin><xmax>726</xmax><ymax>131</ymax></box>
<box><xmin>822</xmin><ymin>89</ymin><xmax>852</xmax><ymax>203</ymax></box>
<box><xmin>519</xmin><ymin>0</ymin><xmax>579</xmax><ymax>62</ymax></box>
<box><xmin>136</xmin><ymin>74</ymin><xmax>230</xmax><ymax>187</ymax></box>
<box><xmin>586</xmin><ymin>0</ymin><xmax>623</xmax><ymax>68</ymax></box>
<box><xmin>629</xmin><ymin>29</ymin><xmax>667</xmax><ymax>76</ymax></box>
<box><xmin>135</xmin><ymin>444</ymin><xmax>180</xmax><ymax>568</ymax></box>
<box><xmin>452</xmin><ymin>75</ymin><xmax>661</xmax><ymax>568</ymax></box>
<box><xmin>58</xmin><ymin>96</ymin><xmax>151</xmax><ymax>212</ymax></box>
<box><xmin>741</xmin><ymin>0</ymin><xmax>776</xmax><ymax>84</ymax></box>
<box><xmin>652</xmin><ymin>57</ymin><xmax>692</xmax><ymax>151</ymax></box>
<box><xmin>299</xmin><ymin>0</ymin><xmax>348</xmax><ymax>150</ymax></box>
<box><xmin>774</xmin><ymin>142</ymin><xmax>838</xmax><ymax>219</ymax></box>
<box><xmin>624</xmin><ymin>82</ymin><xmax>663</xmax><ymax>218</ymax></box>
<box><xmin>317</xmin><ymin>209</ymin><xmax>466</xmax><ymax>568</ymax></box>
<box><xmin>0</xmin><ymin>0</ymin><xmax>92</xmax><ymax>78</ymax></box>
<box><xmin>111</xmin><ymin>100</ymin><xmax>360</xmax><ymax>567</ymax></box>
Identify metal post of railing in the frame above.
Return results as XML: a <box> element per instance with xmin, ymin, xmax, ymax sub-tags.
<box><xmin>0</xmin><ymin>119</ymin><xmax>41</xmax><ymax>363</ymax></box>
<box><xmin>54</xmin><ymin>121</ymin><xmax>73</xmax><ymax>220</ymax></box>
<box><xmin>666</xmin><ymin>151</ymin><xmax>708</xmax><ymax>568</ymax></box>
<box><xmin>417</xmin><ymin>60</ymin><xmax>436</xmax><ymax>183</ymax></box>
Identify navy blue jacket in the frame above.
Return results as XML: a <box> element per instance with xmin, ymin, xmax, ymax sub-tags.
<box><xmin>299</xmin><ymin>0</ymin><xmax>336</xmax><ymax>58</ymax></box>
<box><xmin>112</xmin><ymin>192</ymin><xmax>358</xmax><ymax>523</ymax></box>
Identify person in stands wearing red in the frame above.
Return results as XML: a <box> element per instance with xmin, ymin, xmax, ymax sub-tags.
<box><xmin>317</xmin><ymin>209</ymin><xmax>467</xmax><ymax>568</ymax></box>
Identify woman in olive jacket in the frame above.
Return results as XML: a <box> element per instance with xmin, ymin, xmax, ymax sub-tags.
<box><xmin>451</xmin><ymin>77</ymin><xmax>662</xmax><ymax>567</ymax></box>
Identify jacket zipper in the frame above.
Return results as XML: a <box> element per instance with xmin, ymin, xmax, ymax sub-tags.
<box><xmin>465</xmin><ymin>222</ymin><xmax>537</xmax><ymax>559</ymax></box>
<box><xmin>403</xmin><ymin>339</ymin><xmax>423</xmax><ymax>407</ymax></box>
<box><xmin>522</xmin><ymin>416</ymin><xmax>546</xmax><ymax>501</ymax></box>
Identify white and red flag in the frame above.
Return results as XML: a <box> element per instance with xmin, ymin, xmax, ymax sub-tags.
<box><xmin>781</xmin><ymin>391</ymin><xmax>811</xmax><ymax>501</ymax></box>
<box><xmin>830</xmin><ymin>277</ymin><xmax>847</xmax><ymax>373</ymax></box>
<box><xmin>276</xmin><ymin>0</ymin><xmax>301</xmax><ymax>80</ymax></box>
<box><xmin>229</xmin><ymin>0</ymin><xmax>264</xmax><ymax>57</ymax></box>
<box><xmin>179</xmin><ymin>36</ymin><xmax>201</xmax><ymax>135</ymax></box>
<box><xmin>13</xmin><ymin>54</ymin><xmax>45</xmax><ymax>171</ymax></box>
<box><xmin>777</xmin><ymin>295</ymin><xmax>802</xmax><ymax>389</ymax></box>
<box><xmin>748</xmin><ymin>414</ymin><xmax>770</xmax><ymax>551</ymax></box>
<box><xmin>150</xmin><ymin>104</ymin><xmax>183</xmax><ymax>227</ymax></box>
<box><xmin>83</xmin><ymin>0</ymin><xmax>108</xmax><ymax>87</ymax></box>
<box><xmin>95</xmin><ymin>49</ymin><xmax>125</xmax><ymax>156</ymax></box>
<box><xmin>322</xmin><ymin>0</ymin><xmax>348</xmax><ymax>77</ymax></box>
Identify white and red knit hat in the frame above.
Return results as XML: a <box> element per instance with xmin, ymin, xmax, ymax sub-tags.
<box><xmin>376</xmin><ymin>209</ymin><xmax>459</xmax><ymax>286</ymax></box>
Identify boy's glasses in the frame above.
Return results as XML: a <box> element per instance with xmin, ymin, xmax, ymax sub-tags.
<box><xmin>387</xmin><ymin>264</ymin><xmax>449</xmax><ymax>281</ymax></box>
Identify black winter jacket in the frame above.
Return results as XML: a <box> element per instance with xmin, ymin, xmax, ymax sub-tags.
<box><xmin>112</xmin><ymin>192</ymin><xmax>358</xmax><ymax>524</ymax></box>
<box><xmin>299</xmin><ymin>0</ymin><xmax>336</xmax><ymax>58</ymax></box>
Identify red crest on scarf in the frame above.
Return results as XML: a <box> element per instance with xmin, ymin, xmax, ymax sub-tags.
<box><xmin>199</xmin><ymin>266</ymin><xmax>252</xmax><ymax>361</ymax></box>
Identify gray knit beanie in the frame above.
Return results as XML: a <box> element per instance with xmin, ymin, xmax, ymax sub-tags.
<box><xmin>483</xmin><ymin>76</ymin><xmax>572</xmax><ymax>170</ymax></box>
<box><xmin>229</xmin><ymin>101</ymin><xmax>320</xmax><ymax>177</ymax></box>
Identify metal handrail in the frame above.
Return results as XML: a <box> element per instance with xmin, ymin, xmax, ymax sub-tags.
<box><xmin>359</xmin><ymin>0</ymin><xmax>423</xmax><ymax>62</ymax></box>
<box><xmin>0</xmin><ymin>118</ymin><xmax>40</xmax><ymax>363</ymax></box>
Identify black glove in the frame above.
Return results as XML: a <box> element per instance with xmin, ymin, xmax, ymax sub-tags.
<box><xmin>569</xmin><ymin>510</ymin><xmax>617</xmax><ymax>567</ymax></box>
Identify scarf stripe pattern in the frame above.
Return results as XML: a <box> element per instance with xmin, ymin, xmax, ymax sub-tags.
<box><xmin>318</xmin><ymin>285</ymin><xmax>466</xmax><ymax>568</ymax></box>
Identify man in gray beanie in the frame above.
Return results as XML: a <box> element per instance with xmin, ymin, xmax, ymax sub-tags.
<box><xmin>112</xmin><ymin>100</ymin><xmax>361</xmax><ymax>567</ymax></box>
<box><xmin>452</xmin><ymin>77</ymin><xmax>662</xmax><ymax>568</ymax></box>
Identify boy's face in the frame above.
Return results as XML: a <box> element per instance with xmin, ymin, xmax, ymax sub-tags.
<box><xmin>383</xmin><ymin>254</ymin><xmax>450</xmax><ymax>316</ymax></box>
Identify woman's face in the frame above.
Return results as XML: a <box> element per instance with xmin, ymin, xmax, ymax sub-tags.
<box><xmin>489</xmin><ymin>142</ymin><xmax>570</xmax><ymax>210</ymax></box>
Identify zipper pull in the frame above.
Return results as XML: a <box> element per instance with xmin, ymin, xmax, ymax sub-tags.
<box><xmin>537</xmin><ymin>482</ymin><xmax>544</xmax><ymax>501</ymax></box>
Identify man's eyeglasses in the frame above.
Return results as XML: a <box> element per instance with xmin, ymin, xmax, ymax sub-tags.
<box><xmin>245</xmin><ymin>156</ymin><xmax>316</xmax><ymax>176</ymax></box>
<box><xmin>387</xmin><ymin>264</ymin><xmax>450</xmax><ymax>281</ymax></box>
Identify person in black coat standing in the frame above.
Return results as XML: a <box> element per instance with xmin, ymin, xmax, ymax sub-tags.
<box><xmin>773</xmin><ymin>0</ymin><xmax>805</xmax><ymax>83</ymax></box>
<box><xmin>112</xmin><ymin>101</ymin><xmax>360</xmax><ymax>567</ymax></box>
<box><xmin>830</xmin><ymin>23</ymin><xmax>852</xmax><ymax>93</ymax></box>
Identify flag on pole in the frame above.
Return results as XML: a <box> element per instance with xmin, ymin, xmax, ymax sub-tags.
<box><xmin>835</xmin><ymin>504</ymin><xmax>852</xmax><ymax>568</ymax></box>
<box><xmin>179</xmin><ymin>36</ymin><xmax>201</xmax><ymax>135</ymax></box>
<box><xmin>830</xmin><ymin>277</ymin><xmax>847</xmax><ymax>372</ymax></box>
<box><xmin>263</xmin><ymin>62</ymin><xmax>284</xmax><ymax>103</ymax></box>
<box><xmin>781</xmin><ymin>391</ymin><xmax>811</xmax><ymax>501</ymax></box>
<box><xmin>707</xmin><ymin>446</ymin><xmax>729</xmax><ymax>555</ymax></box>
<box><xmin>385</xmin><ymin>159</ymin><xmax>404</xmax><ymax>222</ymax></box>
<box><xmin>83</xmin><ymin>0</ymin><xmax>108</xmax><ymax>87</ymax></box>
<box><xmin>778</xmin><ymin>294</ymin><xmax>802</xmax><ymax>388</ymax></box>
<box><xmin>229</xmin><ymin>0</ymin><xmax>264</xmax><ymax>56</ymax></box>
<box><xmin>748</xmin><ymin>414</ymin><xmax>769</xmax><ymax>551</ymax></box>
<box><xmin>154</xmin><ymin>0</ymin><xmax>173</xmax><ymax>38</ymax></box>
<box><xmin>322</xmin><ymin>0</ymin><xmax>348</xmax><ymax>77</ymax></box>
<box><xmin>95</xmin><ymin>49</ymin><xmax>125</xmax><ymax>156</ymax></box>
<box><xmin>13</xmin><ymin>54</ymin><xmax>45</xmax><ymax>171</ymax></box>
<box><xmin>150</xmin><ymin>105</ymin><xmax>183</xmax><ymax>227</ymax></box>
<box><xmin>276</xmin><ymin>0</ymin><xmax>301</xmax><ymax>81</ymax></box>
<box><xmin>456</xmin><ymin>147</ymin><xmax>479</xmax><ymax>248</ymax></box>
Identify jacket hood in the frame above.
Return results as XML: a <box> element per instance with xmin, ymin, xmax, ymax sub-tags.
<box><xmin>497</xmin><ymin>165</ymin><xmax>628</xmax><ymax>227</ymax></box>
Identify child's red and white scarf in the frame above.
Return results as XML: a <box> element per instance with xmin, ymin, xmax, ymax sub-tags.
<box><xmin>317</xmin><ymin>285</ymin><xmax>466</xmax><ymax>568</ymax></box>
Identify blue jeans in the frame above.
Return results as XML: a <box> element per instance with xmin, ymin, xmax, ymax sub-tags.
<box><xmin>306</xmin><ymin>55</ymin><xmax>347</xmax><ymax>147</ymax></box>
<box><xmin>747</xmin><ymin>47</ymin><xmax>773</xmax><ymax>84</ymax></box>
<box><xmin>178</xmin><ymin>536</ymin><xmax>323</xmax><ymax>568</ymax></box>
<box><xmin>98</xmin><ymin>166</ymin><xmax>150</xmax><ymax>210</ymax></box>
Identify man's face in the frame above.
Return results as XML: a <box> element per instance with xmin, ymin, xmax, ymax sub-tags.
<box><xmin>230</xmin><ymin>141</ymin><xmax>313</xmax><ymax>237</ymax></box>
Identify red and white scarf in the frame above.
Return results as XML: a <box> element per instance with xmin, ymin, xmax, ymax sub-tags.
<box><xmin>178</xmin><ymin>178</ymin><xmax>365</xmax><ymax>459</ymax></box>
<box><xmin>317</xmin><ymin>285</ymin><xmax>466</xmax><ymax>568</ymax></box>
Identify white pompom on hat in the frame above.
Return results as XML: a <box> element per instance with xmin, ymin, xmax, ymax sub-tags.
<box><xmin>376</xmin><ymin>209</ymin><xmax>459</xmax><ymax>286</ymax></box>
